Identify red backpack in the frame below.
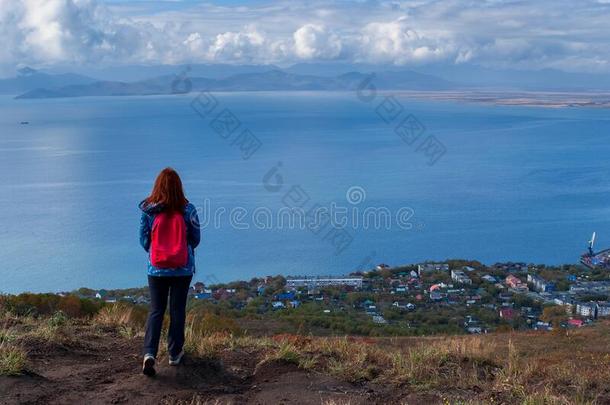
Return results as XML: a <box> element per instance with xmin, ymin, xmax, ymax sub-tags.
<box><xmin>150</xmin><ymin>211</ymin><xmax>188</xmax><ymax>268</ymax></box>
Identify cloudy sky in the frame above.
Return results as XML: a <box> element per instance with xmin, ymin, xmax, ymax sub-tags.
<box><xmin>2</xmin><ymin>0</ymin><xmax>610</xmax><ymax>75</ymax></box>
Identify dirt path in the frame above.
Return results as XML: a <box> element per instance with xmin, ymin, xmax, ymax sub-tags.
<box><xmin>1</xmin><ymin>327</ymin><xmax>410</xmax><ymax>405</ymax></box>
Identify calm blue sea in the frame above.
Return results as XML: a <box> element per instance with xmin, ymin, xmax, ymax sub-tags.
<box><xmin>1</xmin><ymin>92</ymin><xmax>610</xmax><ymax>293</ymax></box>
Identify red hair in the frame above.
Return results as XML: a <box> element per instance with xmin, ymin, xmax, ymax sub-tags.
<box><xmin>145</xmin><ymin>167</ymin><xmax>188</xmax><ymax>212</ymax></box>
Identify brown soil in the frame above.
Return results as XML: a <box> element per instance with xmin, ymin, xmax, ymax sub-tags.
<box><xmin>0</xmin><ymin>325</ymin><xmax>430</xmax><ymax>405</ymax></box>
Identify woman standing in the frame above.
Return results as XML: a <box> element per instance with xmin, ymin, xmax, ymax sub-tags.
<box><xmin>139</xmin><ymin>168</ymin><xmax>200</xmax><ymax>376</ymax></box>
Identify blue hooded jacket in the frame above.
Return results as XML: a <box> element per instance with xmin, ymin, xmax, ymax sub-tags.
<box><xmin>139</xmin><ymin>200</ymin><xmax>201</xmax><ymax>277</ymax></box>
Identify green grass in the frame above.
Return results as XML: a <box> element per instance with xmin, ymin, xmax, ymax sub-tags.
<box><xmin>271</xmin><ymin>341</ymin><xmax>302</xmax><ymax>364</ymax></box>
<box><xmin>0</xmin><ymin>327</ymin><xmax>16</xmax><ymax>344</ymax></box>
<box><xmin>0</xmin><ymin>340</ymin><xmax>27</xmax><ymax>376</ymax></box>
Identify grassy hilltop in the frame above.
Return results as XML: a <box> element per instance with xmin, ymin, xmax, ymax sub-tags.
<box><xmin>1</xmin><ymin>294</ymin><xmax>610</xmax><ymax>404</ymax></box>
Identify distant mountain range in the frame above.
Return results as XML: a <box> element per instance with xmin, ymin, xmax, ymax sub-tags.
<box><xmin>0</xmin><ymin>67</ymin><xmax>97</xmax><ymax>95</ymax></box>
<box><xmin>4</xmin><ymin>63</ymin><xmax>610</xmax><ymax>99</ymax></box>
<box><xmin>11</xmin><ymin>68</ymin><xmax>455</xmax><ymax>99</ymax></box>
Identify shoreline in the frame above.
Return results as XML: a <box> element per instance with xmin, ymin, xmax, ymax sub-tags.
<box><xmin>9</xmin><ymin>89</ymin><xmax>610</xmax><ymax>108</ymax></box>
<box><xmin>392</xmin><ymin>89</ymin><xmax>610</xmax><ymax>108</ymax></box>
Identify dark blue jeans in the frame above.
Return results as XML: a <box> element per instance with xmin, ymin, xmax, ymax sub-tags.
<box><xmin>143</xmin><ymin>275</ymin><xmax>192</xmax><ymax>358</ymax></box>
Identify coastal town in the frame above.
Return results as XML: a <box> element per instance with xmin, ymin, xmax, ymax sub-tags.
<box><xmin>74</xmin><ymin>259</ymin><xmax>610</xmax><ymax>336</ymax></box>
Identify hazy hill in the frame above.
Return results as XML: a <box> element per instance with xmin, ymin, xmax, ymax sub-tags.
<box><xmin>424</xmin><ymin>64</ymin><xmax>610</xmax><ymax>91</ymax></box>
<box><xmin>45</xmin><ymin>63</ymin><xmax>281</xmax><ymax>82</ymax></box>
<box><xmin>11</xmin><ymin>63</ymin><xmax>610</xmax><ymax>100</ymax></box>
<box><xmin>0</xmin><ymin>67</ymin><xmax>97</xmax><ymax>95</ymax></box>
<box><xmin>14</xmin><ymin>69</ymin><xmax>457</xmax><ymax>99</ymax></box>
<box><xmin>289</xmin><ymin>62</ymin><xmax>610</xmax><ymax>91</ymax></box>
<box><xmin>9</xmin><ymin>63</ymin><xmax>610</xmax><ymax>98</ymax></box>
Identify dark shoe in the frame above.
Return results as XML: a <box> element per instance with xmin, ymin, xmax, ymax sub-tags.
<box><xmin>169</xmin><ymin>350</ymin><xmax>185</xmax><ymax>366</ymax></box>
<box><xmin>142</xmin><ymin>354</ymin><xmax>156</xmax><ymax>376</ymax></box>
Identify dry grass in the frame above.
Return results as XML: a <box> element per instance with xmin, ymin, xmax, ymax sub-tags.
<box><xmin>0</xmin><ymin>338</ymin><xmax>27</xmax><ymax>376</ymax></box>
<box><xmin>184</xmin><ymin>330</ymin><xmax>234</xmax><ymax>359</ymax></box>
<box><xmin>0</xmin><ymin>324</ymin><xmax>16</xmax><ymax>345</ymax></box>
<box><xmin>93</xmin><ymin>303</ymin><xmax>147</xmax><ymax>338</ymax></box>
<box><xmin>13</xmin><ymin>311</ymin><xmax>73</xmax><ymax>346</ymax></box>
<box><xmin>3</xmin><ymin>304</ymin><xmax>610</xmax><ymax>404</ymax></box>
<box><xmin>266</xmin><ymin>341</ymin><xmax>302</xmax><ymax>364</ymax></box>
<box><xmin>321</xmin><ymin>400</ymin><xmax>353</xmax><ymax>405</ymax></box>
<box><xmin>249</xmin><ymin>324</ymin><xmax>610</xmax><ymax>403</ymax></box>
<box><xmin>26</xmin><ymin>322</ymin><xmax>64</xmax><ymax>342</ymax></box>
<box><xmin>160</xmin><ymin>396</ymin><xmax>230</xmax><ymax>405</ymax></box>
<box><xmin>182</xmin><ymin>313</ymin><xmax>250</xmax><ymax>359</ymax></box>
<box><xmin>482</xmin><ymin>329</ymin><xmax>610</xmax><ymax>404</ymax></box>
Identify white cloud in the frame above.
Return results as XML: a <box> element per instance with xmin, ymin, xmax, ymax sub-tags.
<box><xmin>1</xmin><ymin>0</ymin><xmax>610</xmax><ymax>73</ymax></box>
<box><xmin>0</xmin><ymin>0</ymin><xmax>161</xmax><ymax>70</ymax></box>
<box><xmin>293</xmin><ymin>24</ymin><xmax>342</xmax><ymax>60</ymax></box>
<box><xmin>207</xmin><ymin>28</ymin><xmax>267</xmax><ymax>62</ymax></box>
<box><xmin>356</xmin><ymin>18</ymin><xmax>456</xmax><ymax>65</ymax></box>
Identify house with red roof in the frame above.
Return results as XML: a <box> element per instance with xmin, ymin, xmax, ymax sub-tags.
<box><xmin>567</xmin><ymin>319</ymin><xmax>584</xmax><ymax>328</ymax></box>
<box><xmin>499</xmin><ymin>307</ymin><xmax>518</xmax><ymax>320</ymax></box>
<box><xmin>505</xmin><ymin>275</ymin><xmax>528</xmax><ymax>292</ymax></box>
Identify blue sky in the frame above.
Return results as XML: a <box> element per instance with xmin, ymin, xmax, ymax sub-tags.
<box><xmin>2</xmin><ymin>0</ymin><xmax>610</xmax><ymax>75</ymax></box>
